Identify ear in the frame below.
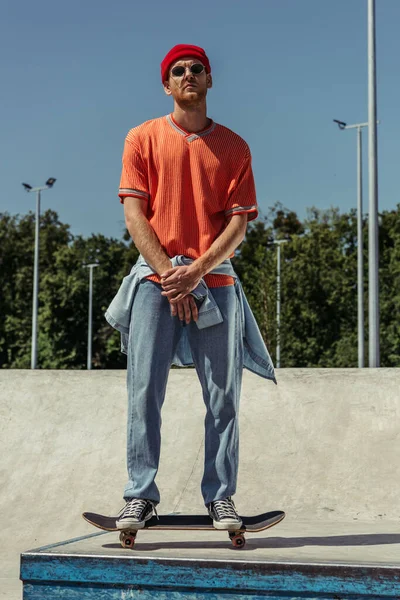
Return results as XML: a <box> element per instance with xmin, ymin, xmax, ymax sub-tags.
<box><xmin>163</xmin><ymin>81</ymin><xmax>173</xmax><ymax>96</ymax></box>
<box><xmin>206</xmin><ymin>74</ymin><xmax>213</xmax><ymax>89</ymax></box>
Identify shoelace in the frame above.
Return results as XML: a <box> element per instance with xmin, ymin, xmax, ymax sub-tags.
<box><xmin>120</xmin><ymin>499</ymin><xmax>159</xmax><ymax>520</ymax></box>
<box><xmin>212</xmin><ymin>499</ymin><xmax>238</xmax><ymax>520</ymax></box>
<box><xmin>123</xmin><ymin>499</ymin><xmax>150</xmax><ymax>518</ymax></box>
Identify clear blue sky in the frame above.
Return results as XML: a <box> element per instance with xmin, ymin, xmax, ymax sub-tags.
<box><xmin>1</xmin><ymin>0</ymin><xmax>399</xmax><ymax>240</ymax></box>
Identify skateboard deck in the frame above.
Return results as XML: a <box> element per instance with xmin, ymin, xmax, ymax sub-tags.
<box><xmin>82</xmin><ymin>510</ymin><xmax>285</xmax><ymax>549</ymax></box>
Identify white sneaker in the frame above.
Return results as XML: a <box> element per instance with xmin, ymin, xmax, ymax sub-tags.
<box><xmin>207</xmin><ymin>497</ymin><xmax>243</xmax><ymax>530</ymax></box>
<box><xmin>116</xmin><ymin>498</ymin><xmax>156</xmax><ymax>530</ymax></box>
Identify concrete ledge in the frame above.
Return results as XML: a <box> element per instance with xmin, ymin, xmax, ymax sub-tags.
<box><xmin>20</xmin><ymin>520</ymin><xmax>400</xmax><ymax>599</ymax></box>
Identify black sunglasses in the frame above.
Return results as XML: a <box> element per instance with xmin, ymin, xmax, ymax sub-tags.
<box><xmin>170</xmin><ymin>63</ymin><xmax>205</xmax><ymax>77</ymax></box>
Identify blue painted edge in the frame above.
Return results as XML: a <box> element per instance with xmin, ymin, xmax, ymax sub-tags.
<box><xmin>22</xmin><ymin>581</ymin><xmax>365</xmax><ymax>600</ymax></box>
<box><xmin>20</xmin><ymin>553</ymin><xmax>400</xmax><ymax>596</ymax></box>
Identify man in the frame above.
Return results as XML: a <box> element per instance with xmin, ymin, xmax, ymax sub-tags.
<box><xmin>105</xmin><ymin>44</ymin><xmax>275</xmax><ymax>531</ymax></box>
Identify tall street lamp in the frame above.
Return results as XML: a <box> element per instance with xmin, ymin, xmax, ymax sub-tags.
<box><xmin>84</xmin><ymin>263</ymin><xmax>99</xmax><ymax>370</ymax></box>
<box><xmin>333</xmin><ymin>1</ymin><xmax>380</xmax><ymax>368</ymax></box>
<box><xmin>273</xmin><ymin>239</ymin><xmax>289</xmax><ymax>368</ymax></box>
<box><xmin>21</xmin><ymin>178</ymin><xmax>57</xmax><ymax>369</ymax></box>
<box><xmin>333</xmin><ymin>119</ymin><xmax>367</xmax><ymax>368</ymax></box>
<box><xmin>368</xmin><ymin>0</ymin><xmax>380</xmax><ymax>367</ymax></box>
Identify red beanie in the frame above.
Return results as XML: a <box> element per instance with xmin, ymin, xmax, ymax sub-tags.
<box><xmin>161</xmin><ymin>44</ymin><xmax>211</xmax><ymax>83</ymax></box>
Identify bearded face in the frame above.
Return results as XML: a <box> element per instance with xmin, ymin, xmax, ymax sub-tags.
<box><xmin>163</xmin><ymin>57</ymin><xmax>212</xmax><ymax>108</ymax></box>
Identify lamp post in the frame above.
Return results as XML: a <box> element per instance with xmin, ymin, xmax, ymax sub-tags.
<box><xmin>22</xmin><ymin>178</ymin><xmax>56</xmax><ymax>369</ymax></box>
<box><xmin>273</xmin><ymin>239</ymin><xmax>289</xmax><ymax>368</ymax></box>
<box><xmin>332</xmin><ymin>2</ymin><xmax>380</xmax><ymax>367</ymax></box>
<box><xmin>333</xmin><ymin>119</ymin><xmax>368</xmax><ymax>368</ymax></box>
<box><xmin>368</xmin><ymin>0</ymin><xmax>380</xmax><ymax>367</ymax></box>
<box><xmin>84</xmin><ymin>263</ymin><xmax>99</xmax><ymax>370</ymax></box>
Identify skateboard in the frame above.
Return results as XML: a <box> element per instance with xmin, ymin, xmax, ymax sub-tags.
<box><xmin>82</xmin><ymin>510</ymin><xmax>285</xmax><ymax>549</ymax></box>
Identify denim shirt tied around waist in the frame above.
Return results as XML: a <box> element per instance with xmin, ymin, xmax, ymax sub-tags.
<box><xmin>105</xmin><ymin>255</ymin><xmax>276</xmax><ymax>383</ymax></box>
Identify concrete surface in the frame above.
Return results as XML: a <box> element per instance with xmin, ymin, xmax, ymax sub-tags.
<box><xmin>21</xmin><ymin>520</ymin><xmax>400</xmax><ymax>599</ymax></box>
<box><xmin>22</xmin><ymin>518</ymin><xmax>400</xmax><ymax>567</ymax></box>
<box><xmin>1</xmin><ymin>368</ymin><xmax>400</xmax><ymax>599</ymax></box>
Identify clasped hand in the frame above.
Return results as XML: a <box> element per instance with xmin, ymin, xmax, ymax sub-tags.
<box><xmin>160</xmin><ymin>265</ymin><xmax>203</xmax><ymax>324</ymax></box>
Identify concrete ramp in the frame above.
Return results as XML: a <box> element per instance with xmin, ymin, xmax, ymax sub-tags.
<box><xmin>1</xmin><ymin>368</ymin><xmax>400</xmax><ymax>598</ymax></box>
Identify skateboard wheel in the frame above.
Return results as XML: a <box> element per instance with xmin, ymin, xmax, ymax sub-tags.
<box><xmin>119</xmin><ymin>530</ymin><xmax>137</xmax><ymax>549</ymax></box>
<box><xmin>230</xmin><ymin>533</ymin><xmax>246</xmax><ymax>548</ymax></box>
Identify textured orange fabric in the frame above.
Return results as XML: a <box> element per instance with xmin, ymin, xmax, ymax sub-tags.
<box><xmin>119</xmin><ymin>114</ymin><xmax>258</xmax><ymax>287</ymax></box>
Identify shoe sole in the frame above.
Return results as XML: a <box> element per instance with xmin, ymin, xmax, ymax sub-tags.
<box><xmin>212</xmin><ymin>519</ymin><xmax>243</xmax><ymax>530</ymax></box>
<box><xmin>116</xmin><ymin>513</ymin><xmax>153</xmax><ymax>530</ymax></box>
<box><xmin>116</xmin><ymin>519</ymin><xmax>146</xmax><ymax>530</ymax></box>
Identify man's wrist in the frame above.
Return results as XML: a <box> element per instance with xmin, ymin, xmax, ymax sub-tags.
<box><xmin>189</xmin><ymin>259</ymin><xmax>207</xmax><ymax>280</ymax></box>
<box><xmin>156</xmin><ymin>258</ymin><xmax>172</xmax><ymax>276</ymax></box>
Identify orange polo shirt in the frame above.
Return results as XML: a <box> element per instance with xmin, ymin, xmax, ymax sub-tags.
<box><xmin>119</xmin><ymin>114</ymin><xmax>258</xmax><ymax>287</ymax></box>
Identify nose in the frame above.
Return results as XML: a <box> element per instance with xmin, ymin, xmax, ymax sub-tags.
<box><xmin>183</xmin><ymin>66</ymin><xmax>195</xmax><ymax>79</ymax></box>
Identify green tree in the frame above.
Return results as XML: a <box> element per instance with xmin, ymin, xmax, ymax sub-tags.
<box><xmin>0</xmin><ymin>211</ymin><xmax>71</xmax><ymax>368</ymax></box>
<box><xmin>1</xmin><ymin>204</ymin><xmax>399</xmax><ymax>369</ymax></box>
<box><xmin>37</xmin><ymin>232</ymin><xmax>139</xmax><ymax>369</ymax></box>
<box><xmin>280</xmin><ymin>207</ymin><xmax>361</xmax><ymax>367</ymax></box>
<box><xmin>379</xmin><ymin>206</ymin><xmax>400</xmax><ymax>366</ymax></box>
<box><xmin>0</xmin><ymin>211</ymin><xmax>139</xmax><ymax>369</ymax></box>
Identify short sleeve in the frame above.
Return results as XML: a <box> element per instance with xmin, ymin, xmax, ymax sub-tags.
<box><xmin>118</xmin><ymin>134</ymin><xmax>150</xmax><ymax>204</ymax></box>
<box><xmin>225</xmin><ymin>148</ymin><xmax>258</xmax><ymax>222</ymax></box>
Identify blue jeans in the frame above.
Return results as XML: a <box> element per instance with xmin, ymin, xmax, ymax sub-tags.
<box><xmin>125</xmin><ymin>280</ymin><xmax>244</xmax><ymax>505</ymax></box>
